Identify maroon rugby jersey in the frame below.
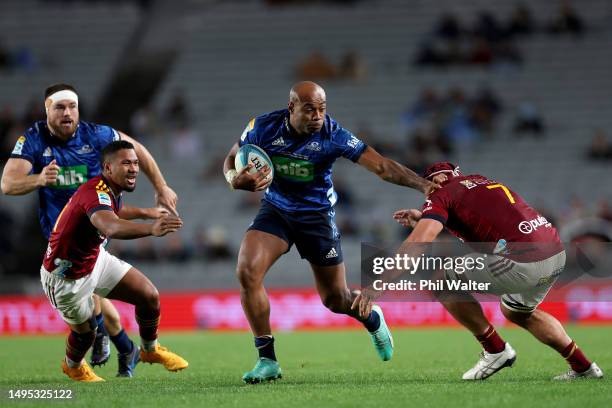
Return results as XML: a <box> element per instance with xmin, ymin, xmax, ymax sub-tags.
<box><xmin>421</xmin><ymin>174</ymin><xmax>562</xmax><ymax>261</ymax></box>
<box><xmin>43</xmin><ymin>175</ymin><xmax>122</xmax><ymax>279</ymax></box>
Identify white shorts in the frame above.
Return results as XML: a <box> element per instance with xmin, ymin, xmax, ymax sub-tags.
<box><xmin>445</xmin><ymin>251</ymin><xmax>566</xmax><ymax>313</ymax></box>
<box><xmin>40</xmin><ymin>247</ymin><xmax>132</xmax><ymax>325</ymax></box>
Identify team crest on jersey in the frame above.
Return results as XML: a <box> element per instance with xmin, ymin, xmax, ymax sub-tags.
<box><xmin>460</xmin><ymin>180</ymin><xmax>477</xmax><ymax>189</ymax></box>
<box><xmin>77</xmin><ymin>144</ymin><xmax>93</xmax><ymax>154</ymax></box>
<box><xmin>12</xmin><ymin>136</ymin><xmax>26</xmax><ymax>155</ymax></box>
<box><xmin>43</xmin><ymin>147</ymin><xmax>53</xmax><ymax>157</ymax></box>
<box><xmin>306</xmin><ymin>141</ymin><xmax>321</xmax><ymax>151</ymax></box>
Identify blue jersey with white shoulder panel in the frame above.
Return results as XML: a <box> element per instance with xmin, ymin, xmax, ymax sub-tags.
<box><xmin>10</xmin><ymin>120</ymin><xmax>120</xmax><ymax>239</ymax></box>
<box><xmin>239</xmin><ymin>109</ymin><xmax>367</xmax><ymax>212</ymax></box>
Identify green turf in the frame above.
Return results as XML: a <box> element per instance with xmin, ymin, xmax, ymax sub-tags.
<box><xmin>0</xmin><ymin>326</ymin><xmax>610</xmax><ymax>407</ymax></box>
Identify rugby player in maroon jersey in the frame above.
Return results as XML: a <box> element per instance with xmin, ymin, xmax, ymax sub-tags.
<box><xmin>354</xmin><ymin>162</ymin><xmax>603</xmax><ymax>381</ymax></box>
<box><xmin>40</xmin><ymin>140</ymin><xmax>187</xmax><ymax>382</ymax></box>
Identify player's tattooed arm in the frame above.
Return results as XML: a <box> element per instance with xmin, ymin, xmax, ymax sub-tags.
<box><xmin>356</xmin><ymin>147</ymin><xmax>435</xmax><ymax>194</ymax></box>
<box><xmin>90</xmin><ymin>209</ymin><xmax>183</xmax><ymax>239</ymax></box>
<box><xmin>119</xmin><ymin>132</ymin><xmax>178</xmax><ymax>215</ymax></box>
<box><xmin>118</xmin><ymin>205</ymin><xmax>169</xmax><ymax>220</ymax></box>
<box><xmin>1</xmin><ymin>158</ymin><xmax>59</xmax><ymax>195</ymax></box>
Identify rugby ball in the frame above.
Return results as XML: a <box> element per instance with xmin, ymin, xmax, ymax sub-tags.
<box><xmin>235</xmin><ymin>144</ymin><xmax>274</xmax><ymax>182</ymax></box>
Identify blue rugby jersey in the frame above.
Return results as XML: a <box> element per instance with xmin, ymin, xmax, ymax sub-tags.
<box><xmin>239</xmin><ymin>109</ymin><xmax>367</xmax><ymax>212</ymax></box>
<box><xmin>10</xmin><ymin>121</ymin><xmax>120</xmax><ymax>238</ymax></box>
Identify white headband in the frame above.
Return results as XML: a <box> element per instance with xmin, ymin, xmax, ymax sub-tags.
<box><xmin>46</xmin><ymin>90</ymin><xmax>79</xmax><ymax>105</ymax></box>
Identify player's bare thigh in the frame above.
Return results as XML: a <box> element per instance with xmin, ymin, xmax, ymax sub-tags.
<box><xmin>236</xmin><ymin>230</ymin><xmax>289</xmax><ymax>286</ymax></box>
<box><xmin>105</xmin><ymin>267</ymin><xmax>159</xmax><ymax>308</ymax></box>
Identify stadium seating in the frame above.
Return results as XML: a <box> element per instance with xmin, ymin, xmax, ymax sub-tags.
<box><xmin>1</xmin><ymin>0</ymin><xmax>611</xmax><ymax>291</ymax></box>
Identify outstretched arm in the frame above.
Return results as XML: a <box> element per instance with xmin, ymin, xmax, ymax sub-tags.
<box><xmin>1</xmin><ymin>158</ymin><xmax>59</xmax><ymax>195</ymax></box>
<box><xmin>118</xmin><ymin>205</ymin><xmax>169</xmax><ymax>220</ymax></box>
<box><xmin>356</xmin><ymin>146</ymin><xmax>437</xmax><ymax>195</ymax></box>
<box><xmin>90</xmin><ymin>210</ymin><xmax>182</xmax><ymax>240</ymax></box>
<box><xmin>119</xmin><ymin>132</ymin><xmax>178</xmax><ymax>214</ymax></box>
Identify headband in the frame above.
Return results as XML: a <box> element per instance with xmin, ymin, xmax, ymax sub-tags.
<box><xmin>45</xmin><ymin>90</ymin><xmax>78</xmax><ymax>113</ymax></box>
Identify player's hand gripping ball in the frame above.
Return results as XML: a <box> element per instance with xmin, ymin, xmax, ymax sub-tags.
<box><xmin>235</xmin><ymin>144</ymin><xmax>274</xmax><ymax>184</ymax></box>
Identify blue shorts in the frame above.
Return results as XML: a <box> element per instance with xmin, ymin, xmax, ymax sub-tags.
<box><xmin>248</xmin><ymin>200</ymin><xmax>343</xmax><ymax>266</ymax></box>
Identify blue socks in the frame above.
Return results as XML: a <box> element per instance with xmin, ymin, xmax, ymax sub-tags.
<box><xmin>95</xmin><ymin>313</ymin><xmax>109</xmax><ymax>337</ymax></box>
<box><xmin>362</xmin><ymin>310</ymin><xmax>381</xmax><ymax>332</ymax></box>
<box><xmin>255</xmin><ymin>335</ymin><xmax>277</xmax><ymax>361</ymax></box>
<box><xmin>110</xmin><ymin>329</ymin><xmax>134</xmax><ymax>354</ymax></box>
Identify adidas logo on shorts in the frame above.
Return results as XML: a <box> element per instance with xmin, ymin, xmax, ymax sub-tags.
<box><xmin>272</xmin><ymin>137</ymin><xmax>285</xmax><ymax>146</ymax></box>
<box><xmin>325</xmin><ymin>248</ymin><xmax>338</xmax><ymax>259</ymax></box>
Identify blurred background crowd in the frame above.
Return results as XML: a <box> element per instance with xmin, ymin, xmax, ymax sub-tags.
<box><xmin>0</xmin><ymin>0</ymin><xmax>610</xmax><ymax>293</ymax></box>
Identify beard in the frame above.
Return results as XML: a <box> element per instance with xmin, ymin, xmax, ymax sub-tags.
<box><xmin>49</xmin><ymin>120</ymin><xmax>78</xmax><ymax>139</ymax></box>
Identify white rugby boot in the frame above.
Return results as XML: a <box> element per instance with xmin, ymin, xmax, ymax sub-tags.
<box><xmin>462</xmin><ymin>342</ymin><xmax>517</xmax><ymax>380</ymax></box>
<box><xmin>553</xmin><ymin>362</ymin><xmax>603</xmax><ymax>380</ymax></box>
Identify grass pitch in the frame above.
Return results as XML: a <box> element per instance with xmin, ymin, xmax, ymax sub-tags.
<box><xmin>1</xmin><ymin>326</ymin><xmax>610</xmax><ymax>407</ymax></box>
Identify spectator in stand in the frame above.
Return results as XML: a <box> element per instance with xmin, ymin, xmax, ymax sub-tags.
<box><xmin>472</xmin><ymin>11</ymin><xmax>505</xmax><ymax>43</ymax></box>
<box><xmin>435</xmin><ymin>13</ymin><xmax>463</xmax><ymax>40</ymax></box>
<box><xmin>548</xmin><ymin>1</ymin><xmax>584</xmax><ymax>37</ymax></box>
<box><xmin>414</xmin><ymin>39</ymin><xmax>450</xmax><ymax>67</ymax></box>
<box><xmin>193</xmin><ymin>225</ymin><xmax>233</xmax><ymax>261</ymax></box>
<box><xmin>513</xmin><ymin>101</ymin><xmax>545</xmax><ymax>137</ymax></box>
<box><xmin>295</xmin><ymin>50</ymin><xmax>337</xmax><ymax>80</ymax></box>
<box><xmin>469</xmin><ymin>38</ymin><xmax>493</xmax><ymax>65</ymax></box>
<box><xmin>160</xmin><ymin>234</ymin><xmax>192</xmax><ymax>263</ymax></box>
<box><xmin>165</xmin><ymin>90</ymin><xmax>191</xmax><ymax>128</ymax></box>
<box><xmin>443</xmin><ymin>87</ymin><xmax>480</xmax><ymax>145</ymax></box>
<box><xmin>130</xmin><ymin>104</ymin><xmax>160</xmax><ymax>142</ymax></box>
<box><xmin>470</xmin><ymin>87</ymin><xmax>502</xmax><ymax>133</ymax></box>
<box><xmin>338</xmin><ymin>51</ymin><xmax>367</xmax><ymax>81</ymax></box>
<box><xmin>402</xmin><ymin>87</ymin><xmax>441</xmax><ymax>132</ymax></box>
<box><xmin>587</xmin><ymin>130</ymin><xmax>612</xmax><ymax>161</ymax></box>
<box><xmin>170</xmin><ymin>120</ymin><xmax>203</xmax><ymax>161</ymax></box>
<box><xmin>507</xmin><ymin>4</ymin><xmax>535</xmax><ymax>37</ymax></box>
<box><xmin>492</xmin><ymin>40</ymin><xmax>523</xmax><ymax>68</ymax></box>
<box><xmin>134</xmin><ymin>238</ymin><xmax>159</xmax><ymax>261</ymax></box>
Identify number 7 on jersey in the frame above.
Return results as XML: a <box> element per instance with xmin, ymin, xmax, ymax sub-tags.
<box><xmin>486</xmin><ymin>183</ymin><xmax>515</xmax><ymax>204</ymax></box>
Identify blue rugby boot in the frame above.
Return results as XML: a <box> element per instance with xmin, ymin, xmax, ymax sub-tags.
<box><xmin>242</xmin><ymin>358</ymin><xmax>282</xmax><ymax>384</ymax></box>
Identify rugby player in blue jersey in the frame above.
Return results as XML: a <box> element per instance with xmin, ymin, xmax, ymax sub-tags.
<box><xmin>1</xmin><ymin>83</ymin><xmax>179</xmax><ymax>377</ymax></box>
<box><xmin>223</xmin><ymin>81</ymin><xmax>437</xmax><ymax>383</ymax></box>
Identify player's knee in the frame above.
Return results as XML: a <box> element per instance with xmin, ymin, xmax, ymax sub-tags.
<box><xmin>321</xmin><ymin>292</ymin><xmax>349</xmax><ymax>314</ymax></box>
<box><xmin>141</xmin><ymin>286</ymin><xmax>160</xmax><ymax>311</ymax></box>
<box><xmin>236</xmin><ymin>261</ymin><xmax>264</xmax><ymax>290</ymax></box>
<box><xmin>501</xmin><ymin>304</ymin><xmax>531</xmax><ymax>326</ymax></box>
